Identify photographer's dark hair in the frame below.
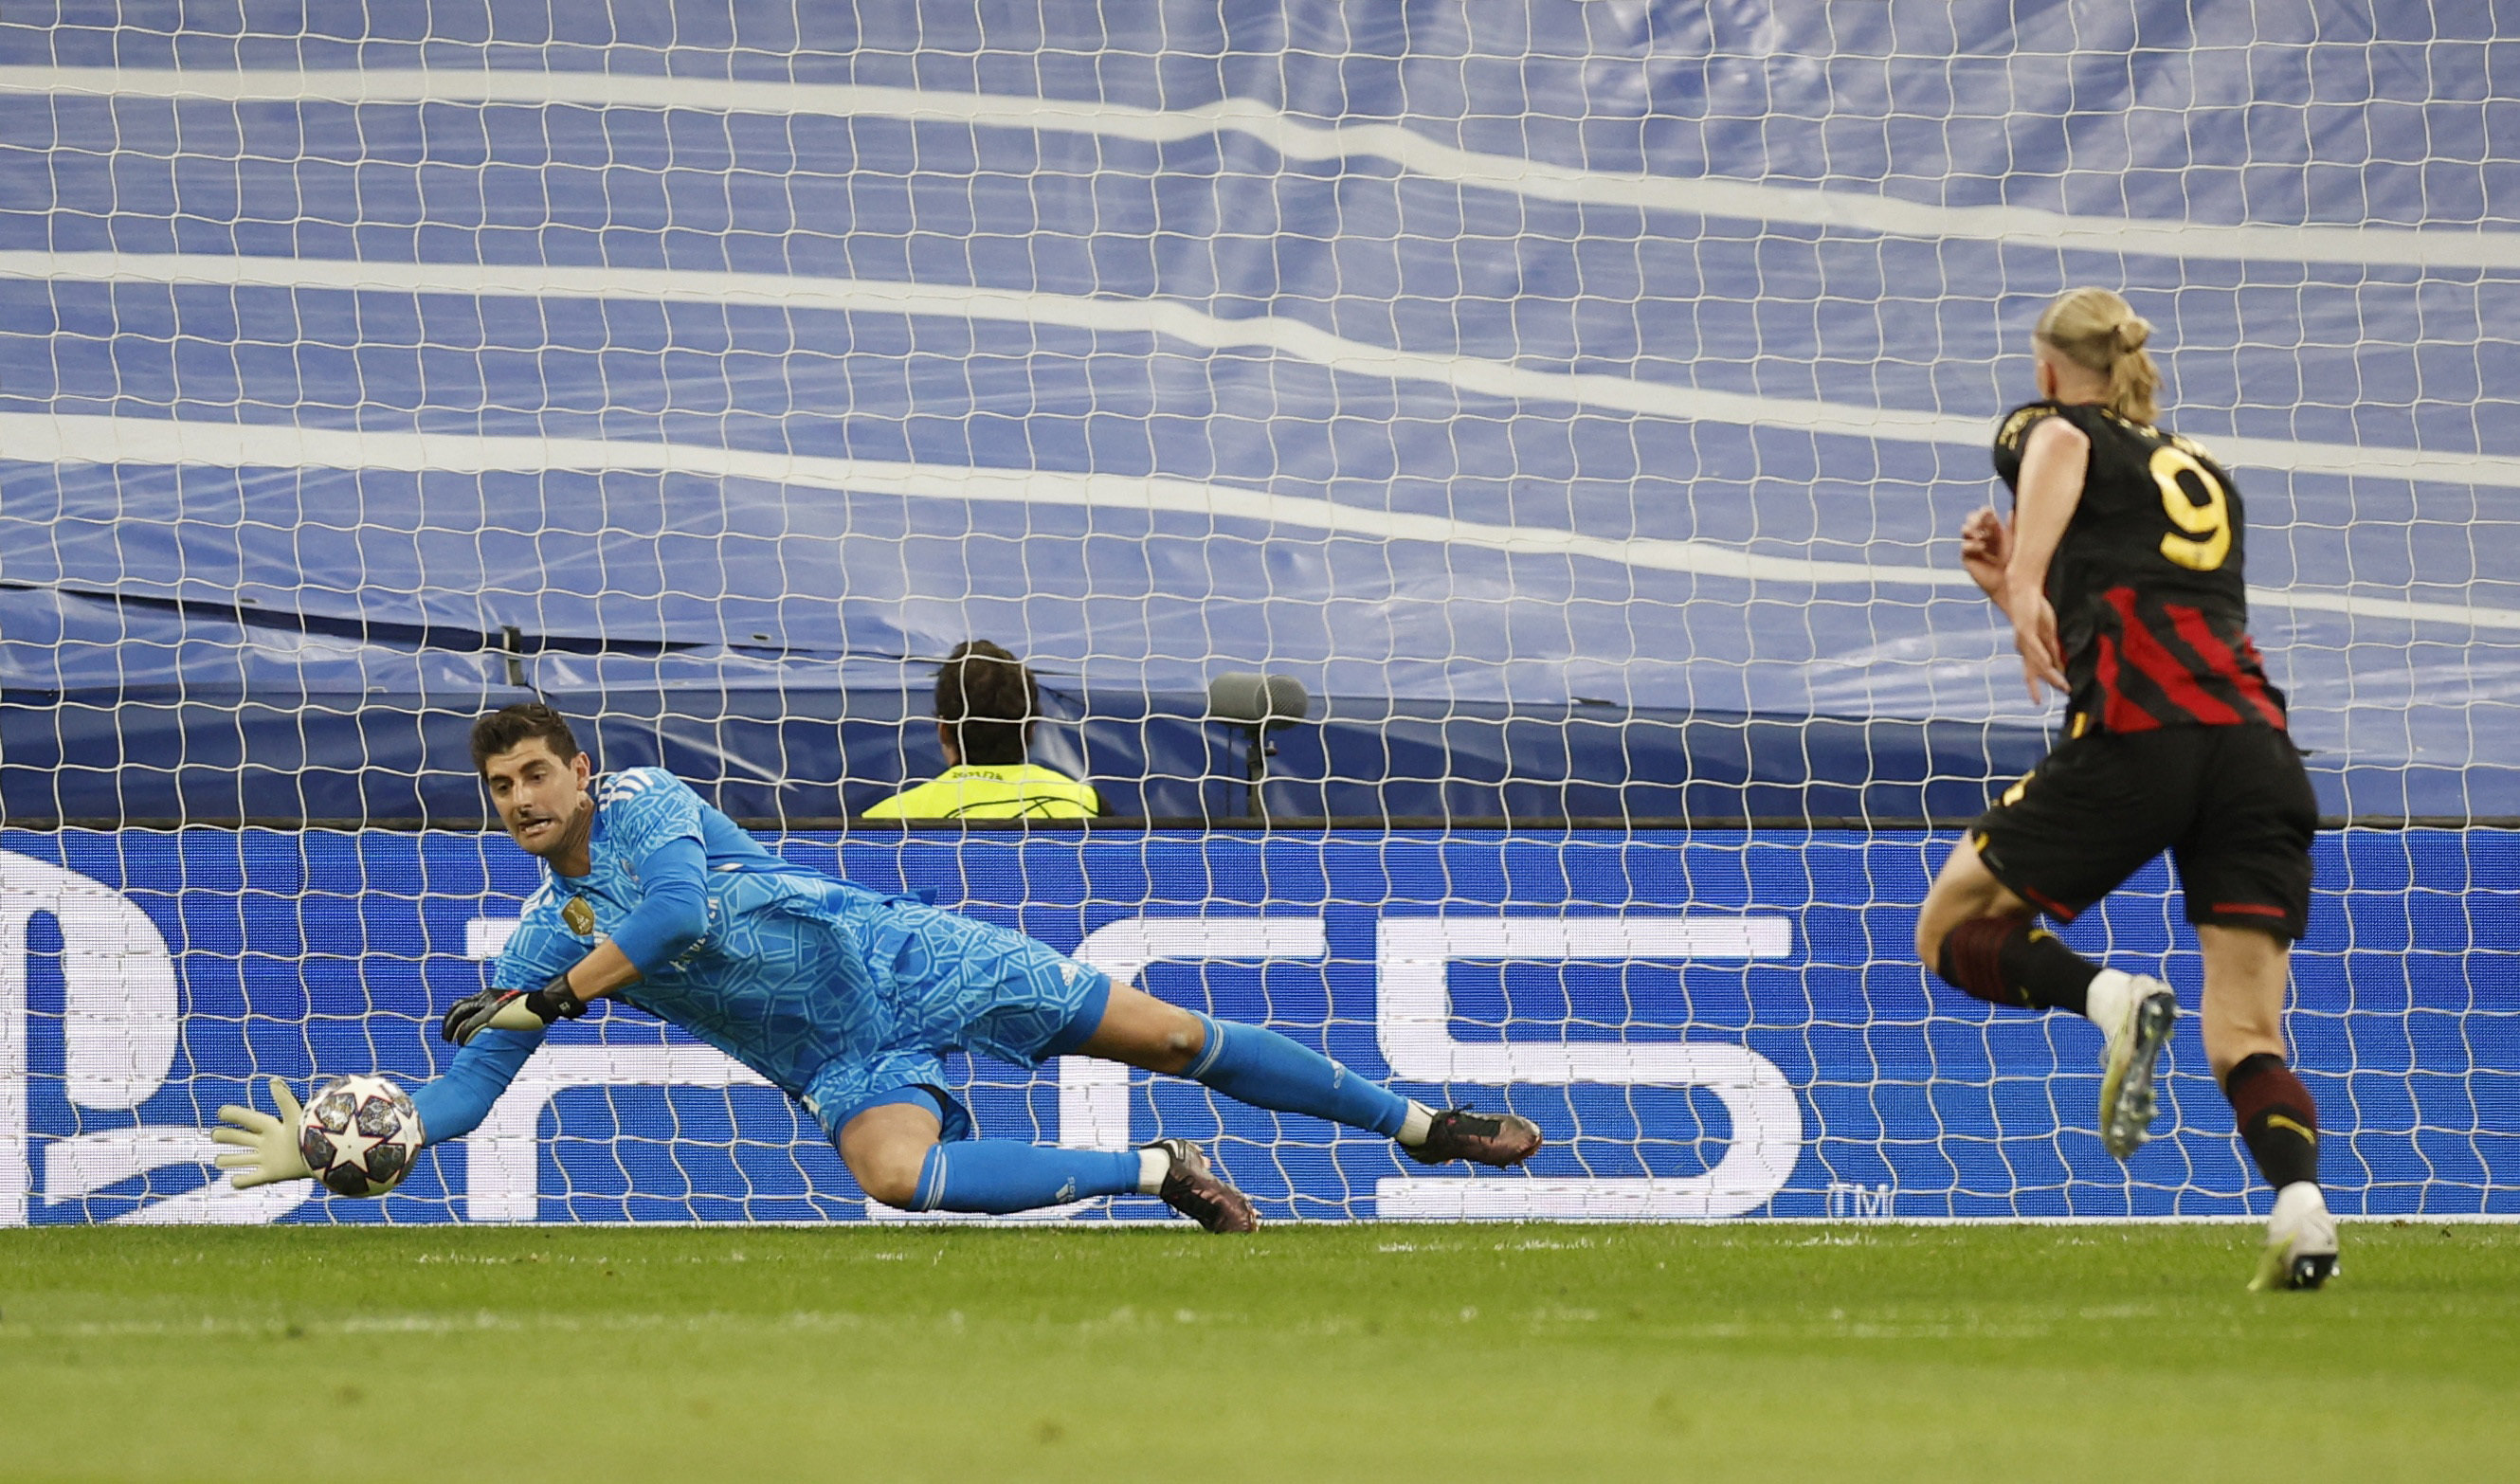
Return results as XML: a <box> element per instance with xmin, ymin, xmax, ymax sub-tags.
<box><xmin>471</xmin><ymin>703</ymin><xmax>583</xmax><ymax>775</ymax></box>
<box><xmin>935</xmin><ymin>641</ymin><xmax>1036</xmax><ymax>767</ymax></box>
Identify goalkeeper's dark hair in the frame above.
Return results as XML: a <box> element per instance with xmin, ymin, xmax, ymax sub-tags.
<box><xmin>935</xmin><ymin>640</ymin><xmax>1036</xmax><ymax>767</ymax></box>
<box><xmin>470</xmin><ymin>703</ymin><xmax>584</xmax><ymax>774</ymax></box>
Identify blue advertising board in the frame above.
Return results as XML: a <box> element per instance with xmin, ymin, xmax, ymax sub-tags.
<box><xmin>2</xmin><ymin>828</ymin><xmax>2511</xmax><ymax>1225</ymax></box>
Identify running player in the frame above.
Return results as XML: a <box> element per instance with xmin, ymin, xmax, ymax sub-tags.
<box><xmin>212</xmin><ymin>703</ymin><xmax>1541</xmax><ymax>1228</ymax></box>
<box><xmin>1913</xmin><ymin>287</ymin><xmax>2335</xmax><ymax>1290</ymax></box>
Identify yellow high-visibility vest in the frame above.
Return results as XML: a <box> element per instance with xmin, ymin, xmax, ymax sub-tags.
<box><xmin>861</xmin><ymin>764</ymin><xmax>1102</xmax><ymax>821</ymax></box>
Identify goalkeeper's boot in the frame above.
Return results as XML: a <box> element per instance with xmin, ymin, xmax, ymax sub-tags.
<box><xmin>1145</xmin><ymin>1138</ymin><xmax>1258</xmax><ymax>1234</ymax></box>
<box><xmin>1405</xmin><ymin>1107</ymin><xmax>1544</xmax><ymax>1168</ymax></box>
<box><xmin>2250</xmin><ymin>1182</ymin><xmax>2340</xmax><ymax>1293</ymax></box>
<box><xmin>2094</xmin><ymin>970</ymin><xmax>2178</xmax><ymax>1160</ymax></box>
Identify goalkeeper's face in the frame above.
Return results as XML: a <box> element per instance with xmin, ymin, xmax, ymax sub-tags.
<box><xmin>481</xmin><ymin>740</ymin><xmax>593</xmax><ymax>860</ymax></box>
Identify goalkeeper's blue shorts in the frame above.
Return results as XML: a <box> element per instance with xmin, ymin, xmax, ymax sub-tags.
<box><xmin>800</xmin><ymin>908</ymin><xmax>1113</xmax><ymax>1143</ymax></box>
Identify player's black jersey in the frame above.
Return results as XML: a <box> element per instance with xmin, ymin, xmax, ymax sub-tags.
<box><xmin>1991</xmin><ymin>400</ymin><xmax>2286</xmax><ymax>734</ymax></box>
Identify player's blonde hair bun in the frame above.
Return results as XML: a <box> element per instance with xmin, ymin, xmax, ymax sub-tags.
<box><xmin>2036</xmin><ymin>286</ymin><xmax>2161</xmax><ymax>425</ymax></box>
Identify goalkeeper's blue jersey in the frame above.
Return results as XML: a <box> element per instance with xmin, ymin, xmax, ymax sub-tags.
<box><xmin>471</xmin><ymin>769</ymin><xmax>1106</xmax><ymax>1132</ymax></box>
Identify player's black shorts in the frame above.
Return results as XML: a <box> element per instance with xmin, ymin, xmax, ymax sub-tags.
<box><xmin>1968</xmin><ymin>723</ymin><xmax>2317</xmax><ymax>941</ymax></box>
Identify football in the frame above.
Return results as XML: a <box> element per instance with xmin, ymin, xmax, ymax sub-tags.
<box><xmin>298</xmin><ymin>1074</ymin><xmax>422</xmax><ymax>1197</ymax></box>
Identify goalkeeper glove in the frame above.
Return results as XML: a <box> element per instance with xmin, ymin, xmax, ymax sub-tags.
<box><xmin>209</xmin><ymin>1076</ymin><xmax>313</xmax><ymax>1188</ymax></box>
<box><xmin>441</xmin><ymin>973</ymin><xmax>588</xmax><ymax>1045</ymax></box>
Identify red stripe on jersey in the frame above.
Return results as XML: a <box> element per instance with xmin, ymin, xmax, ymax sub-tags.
<box><xmin>2209</xmin><ymin>901</ymin><xmax>2289</xmax><ymax>918</ymax></box>
<box><xmin>2094</xmin><ymin>633</ymin><xmax>2160</xmax><ymax>733</ymax></box>
<box><xmin>2166</xmin><ymin>605</ymin><xmax>2288</xmax><ymax>729</ymax></box>
<box><xmin>2105</xmin><ymin>588</ymin><xmax>2242</xmax><ymax>725</ymax></box>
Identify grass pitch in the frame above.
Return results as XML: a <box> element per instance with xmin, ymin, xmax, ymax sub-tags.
<box><xmin>3</xmin><ymin>1223</ymin><xmax>2514</xmax><ymax>1483</ymax></box>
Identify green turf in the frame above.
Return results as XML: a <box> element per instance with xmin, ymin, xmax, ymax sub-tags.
<box><xmin>2</xmin><ymin>1223</ymin><xmax>2513</xmax><ymax>1483</ymax></box>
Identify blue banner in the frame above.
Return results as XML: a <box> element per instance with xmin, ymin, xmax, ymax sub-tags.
<box><xmin>3</xmin><ymin>828</ymin><xmax>2511</xmax><ymax>1224</ymax></box>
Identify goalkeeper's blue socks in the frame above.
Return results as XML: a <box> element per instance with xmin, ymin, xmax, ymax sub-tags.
<box><xmin>1184</xmin><ymin>1013</ymin><xmax>1419</xmax><ymax>1139</ymax></box>
<box><xmin>906</xmin><ymin>1016</ymin><xmax>1430</xmax><ymax>1211</ymax></box>
<box><xmin>913</xmin><ymin>1141</ymin><xmax>1145</xmax><ymax>1213</ymax></box>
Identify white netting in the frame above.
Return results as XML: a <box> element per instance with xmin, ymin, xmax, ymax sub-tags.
<box><xmin>0</xmin><ymin>3</ymin><xmax>2511</xmax><ymax>1224</ymax></box>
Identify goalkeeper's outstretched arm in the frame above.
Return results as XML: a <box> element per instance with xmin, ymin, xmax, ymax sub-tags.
<box><xmin>202</xmin><ymin>836</ymin><xmax>712</xmax><ymax>1180</ymax></box>
<box><xmin>408</xmin><ymin>1026</ymin><xmax>544</xmax><ymax>1144</ymax></box>
<box><xmin>208</xmin><ymin>1024</ymin><xmax>548</xmax><ymax>1188</ymax></box>
<box><xmin>440</xmin><ymin>835</ymin><xmax>709</xmax><ymax>1043</ymax></box>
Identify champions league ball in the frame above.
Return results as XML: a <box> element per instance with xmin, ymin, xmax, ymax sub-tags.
<box><xmin>299</xmin><ymin>1074</ymin><xmax>422</xmax><ymax>1197</ymax></box>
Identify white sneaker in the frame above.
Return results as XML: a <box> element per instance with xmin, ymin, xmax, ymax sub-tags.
<box><xmin>2251</xmin><ymin>1182</ymin><xmax>2340</xmax><ymax>1292</ymax></box>
<box><xmin>2093</xmin><ymin>970</ymin><xmax>2177</xmax><ymax>1159</ymax></box>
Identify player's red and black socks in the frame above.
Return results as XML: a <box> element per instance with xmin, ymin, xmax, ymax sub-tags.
<box><xmin>2222</xmin><ymin>1051</ymin><xmax>2321</xmax><ymax>1190</ymax></box>
<box><xmin>1935</xmin><ymin>917</ymin><xmax>2099</xmax><ymax>1015</ymax></box>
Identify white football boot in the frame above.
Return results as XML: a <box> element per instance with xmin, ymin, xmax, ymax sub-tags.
<box><xmin>2250</xmin><ymin>1182</ymin><xmax>2340</xmax><ymax>1292</ymax></box>
<box><xmin>2089</xmin><ymin>969</ymin><xmax>2178</xmax><ymax>1159</ymax></box>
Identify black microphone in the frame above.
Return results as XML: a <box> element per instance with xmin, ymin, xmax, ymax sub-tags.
<box><xmin>1207</xmin><ymin>671</ymin><xmax>1311</xmax><ymax>731</ymax></box>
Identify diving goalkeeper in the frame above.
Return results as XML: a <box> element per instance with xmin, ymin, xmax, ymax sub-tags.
<box><xmin>213</xmin><ymin>703</ymin><xmax>1540</xmax><ymax>1228</ymax></box>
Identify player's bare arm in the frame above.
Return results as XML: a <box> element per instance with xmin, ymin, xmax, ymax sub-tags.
<box><xmin>1958</xmin><ymin>505</ymin><xmax>2012</xmax><ymax>605</ymax></box>
<box><xmin>2003</xmin><ymin>414</ymin><xmax>2087</xmax><ymax>701</ymax></box>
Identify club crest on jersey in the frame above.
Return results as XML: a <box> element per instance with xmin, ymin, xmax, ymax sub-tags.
<box><xmin>563</xmin><ymin>896</ymin><xmax>597</xmax><ymax>935</ymax></box>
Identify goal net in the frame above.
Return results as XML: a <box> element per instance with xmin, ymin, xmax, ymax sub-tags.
<box><xmin>0</xmin><ymin>2</ymin><xmax>2512</xmax><ymax>1225</ymax></box>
